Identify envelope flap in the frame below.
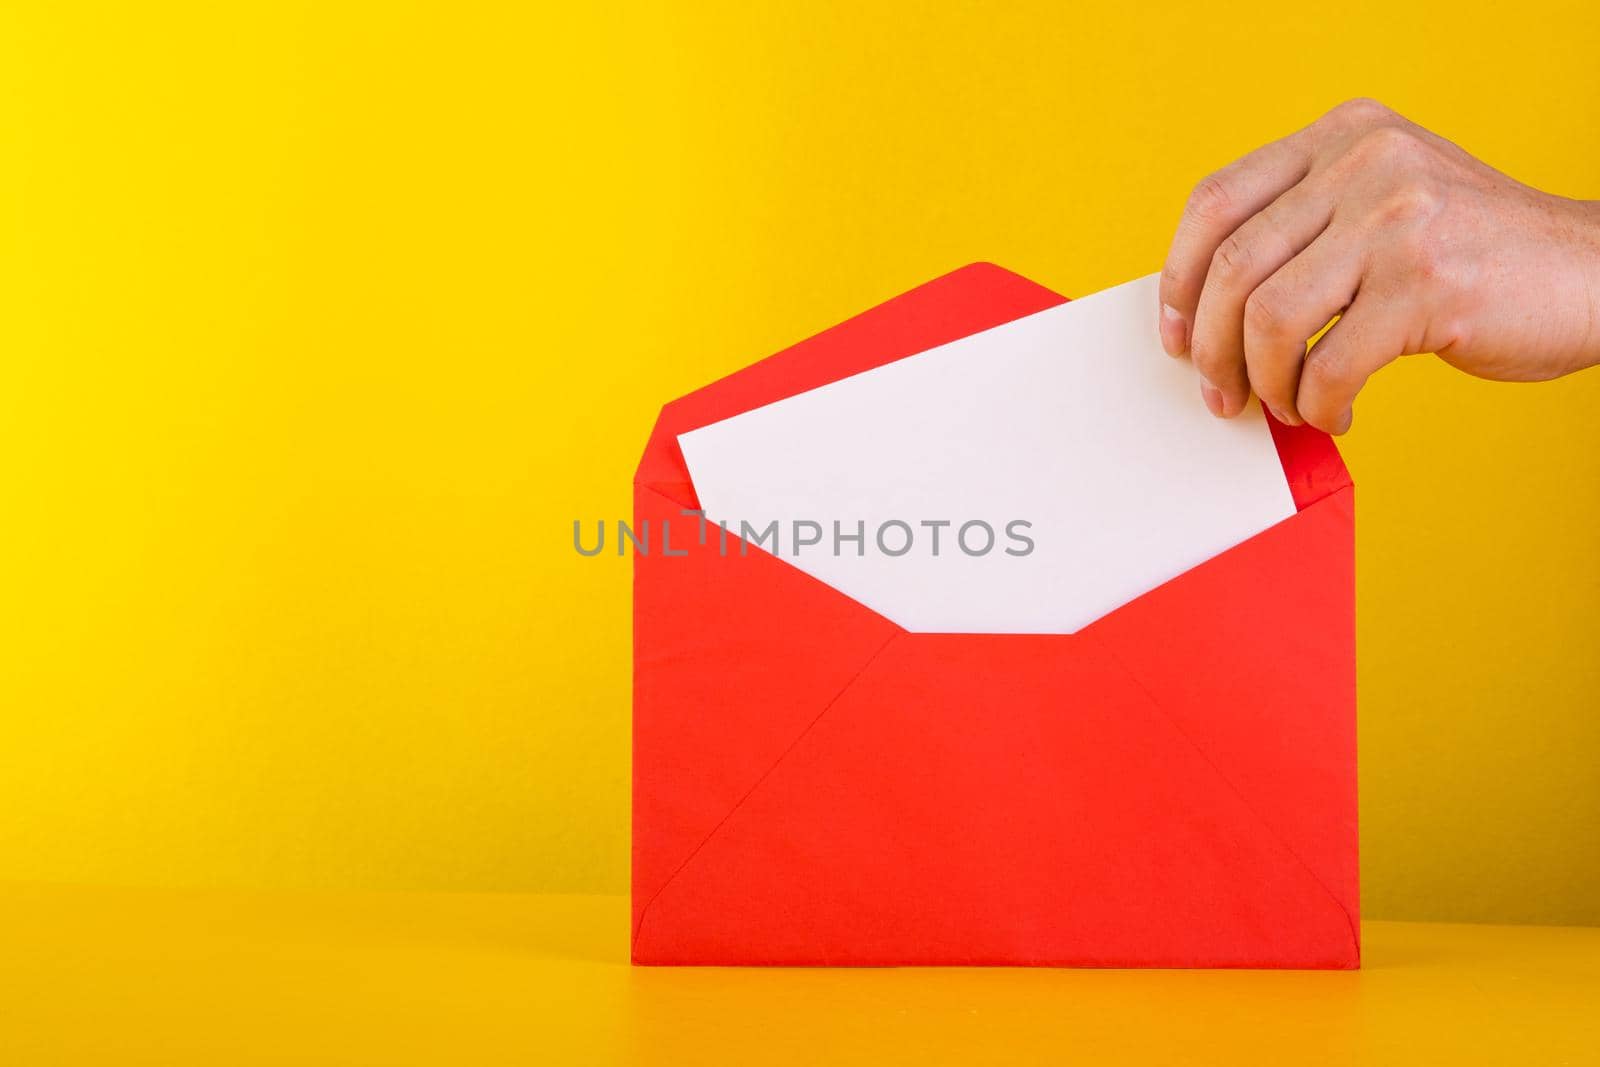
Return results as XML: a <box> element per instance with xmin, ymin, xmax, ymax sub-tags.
<box><xmin>634</xmin><ymin>263</ymin><xmax>1067</xmax><ymax>506</ymax></box>
<box><xmin>637</xmin><ymin>264</ymin><xmax>1351</xmax><ymax>514</ymax></box>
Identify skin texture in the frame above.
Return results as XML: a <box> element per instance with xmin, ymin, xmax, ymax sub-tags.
<box><xmin>1158</xmin><ymin>99</ymin><xmax>1600</xmax><ymax>434</ymax></box>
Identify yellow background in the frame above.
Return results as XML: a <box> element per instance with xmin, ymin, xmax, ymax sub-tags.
<box><xmin>2</xmin><ymin>1</ymin><xmax>1596</xmax><ymax>925</ymax></box>
<box><xmin>6</xmin><ymin>888</ymin><xmax>1600</xmax><ymax>1065</ymax></box>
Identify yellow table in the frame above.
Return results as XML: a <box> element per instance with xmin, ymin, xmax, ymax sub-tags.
<box><xmin>2</xmin><ymin>885</ymin><xmax>1595</xmax><ymax>1065</ymax></box>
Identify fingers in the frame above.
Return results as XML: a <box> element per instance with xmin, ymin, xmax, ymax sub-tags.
<box><xmin>1240</xmin><ymin>226</ymin><xmax>1365</xmax><ymax>425</ymax></box>
<box><xmin>1159</xmin><ymin>130</ymin><xmax>1317</xmax><ymax>358</ymax></box>
<box><xmin>1295</xmin><ymin>291</ymin><xmax>1406</xmax><ymax>434</ymax></box>
<box><xmin>1189</xmin><ymin>178</ymin><xmax>1338</xmax><ymax>417</ymax></box>
<box><xmin>1159</xmin><ymin>99</ymin><xmax>1430</xmax><ymax>428</ymax></box>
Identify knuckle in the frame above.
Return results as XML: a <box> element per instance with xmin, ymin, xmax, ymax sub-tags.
<box><xmin>1243</xmin><ymin>287</ymin><xmax>1289</xmax><ymax>341</ymax></box>
<box><xmin>1328</xmin><ymin>97</ymin><xmax>1394</xmax><ymax>128</ymax></box>
<box><xmin>1186</xmin><ymin>174</ymin><xmax>1235</xmax><ymax>223</ymax></box>
<box><xmin>1302</xmin><ymin>348</ymin><xmax>1342</xmax><ymax>387</ymax></box>
<box><xmin>1350</xmin><ymin>124</ymin><xmax>1426</xmax><ymax>169</ymax></box>
<box><xmin>1377</xmin><ymin>180</ymin><xmax>1444</xmax><ymax>229</ymax></box>
<box><xmin>1210</xmin><ymin>234</ymin><xmax>1254</xmax><ymax>282</ymax></box>
<box><xmin>1298</xmin><ymin>350</ymin><xmax>1349</xmax><ymax>413</ymax></box>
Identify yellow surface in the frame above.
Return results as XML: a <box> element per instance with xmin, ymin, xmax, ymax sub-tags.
<box><xmin>2</xmin><ymin>886</ymin><xmax>1597</xmax><ymax>1065</ymax></box>
<box><xmin>2</xmin><ymin>1</ymin><xmax>1599</xmax><ymax>923</ymax></box>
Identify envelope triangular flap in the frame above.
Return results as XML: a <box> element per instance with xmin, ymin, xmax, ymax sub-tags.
<box><xmin>634</xmin><ymin>264</ymin><xmax>1069</xmax><ymax>507</ymax></box>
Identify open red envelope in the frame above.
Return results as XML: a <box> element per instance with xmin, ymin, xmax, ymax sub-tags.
<box><xmin>632</xmin><ymin>263</ymin><xmax>1358</xmax><ymax>968</ymax></box>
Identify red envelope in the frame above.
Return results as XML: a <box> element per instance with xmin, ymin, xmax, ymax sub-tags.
<box><xmin>632</xmin><ymin>264</ymin><xmax>1357</xmax><ymax>968</ymax></box>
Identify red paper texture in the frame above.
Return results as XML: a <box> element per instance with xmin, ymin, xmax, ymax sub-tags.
<box><xmin>632</xmin><ymin>264</ymin><xmax>1357</xmax><ymax>968</ymax></box>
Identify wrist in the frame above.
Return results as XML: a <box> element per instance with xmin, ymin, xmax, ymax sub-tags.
<box><xmin>1579</xmin><ymin>200</ymin><xmax>1600</xmax><ymax>369</ymax></box>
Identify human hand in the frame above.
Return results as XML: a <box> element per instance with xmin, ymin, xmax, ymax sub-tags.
<box><xmin>1158</xmin><ymin>98</ymin><xmax>1600</xmax><ymax>433</ymax></box>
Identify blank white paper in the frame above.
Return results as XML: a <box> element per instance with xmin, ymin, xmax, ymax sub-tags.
<box><xmin>676</xmin><ymin>274</ymin><xmax>1297</xmax><ymax>634</ymax></box>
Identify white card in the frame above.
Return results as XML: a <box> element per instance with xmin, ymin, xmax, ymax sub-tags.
<box><xmin>676</xmin><ymin>274</ymin><xmax>1297</xmax><ymax>634</ymax></box>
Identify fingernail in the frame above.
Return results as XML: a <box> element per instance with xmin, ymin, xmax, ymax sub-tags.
<box><xmin>1334</xmin><ymin>408</ymin><xmax>1354</xmax><ymax>435</ymax></box>
<box><xmin>1266</xmin><ymin>404</ymin><xmax>1296</xmax><ymax>426</ymax></box>
<box><xmin>1200</xmin><ymin>380</ymin><xmax>1225</xmax><ymax>417</ymax></box>
<box><xmin>1159</xmin><ymin>304</ymin><xmax>1189</xmax><ymax>357</ymax></box>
